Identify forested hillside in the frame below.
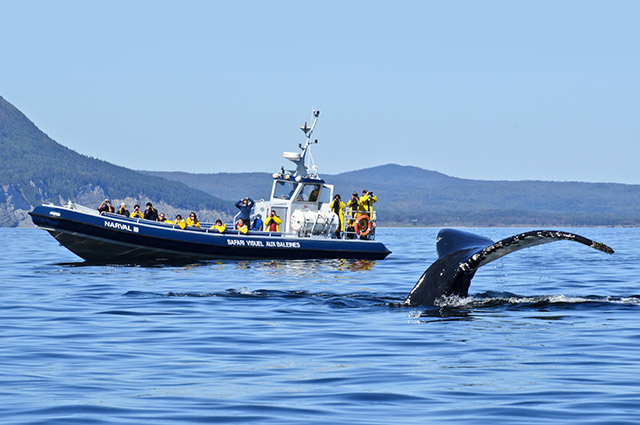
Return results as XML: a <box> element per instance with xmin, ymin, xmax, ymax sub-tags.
<box><xmin>147</xmin><ymin>164</ymin><xmax>640</xmax><ymax>227</ymax></box>
<box><xmin>0</xmin><ymin>96</ymin><xmax>230</xmax><ymax>227</ymax></box>
<box><xmin>4</xmin><ymin>93</ymin><xmax>640</xmax><ymax>228</ymax></box>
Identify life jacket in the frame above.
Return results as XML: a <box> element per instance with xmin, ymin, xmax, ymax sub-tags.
<box><xmin>210</xmin><ymin>224</ymin><xmax>226</xmax><ymax>233</ymax></box>
<box><xmin>167</xmin><ymin>219</ymin><xmax>186</xmax><ymax>229</ymax></box>
<box><xmin>359</xmin><ymin>194</ymin><xmax>377</xmax><ymax>212</ymax></box>
<box><xmin>265</xmin><ymin>215</ymin><xmax>281</xmax><ymax>232</ymax></box>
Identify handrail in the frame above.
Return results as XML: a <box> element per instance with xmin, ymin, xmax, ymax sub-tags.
<box><xmin>101</xmin><ymin>210</ymin><xmax>376</xmax><ymax>240</ymax></box>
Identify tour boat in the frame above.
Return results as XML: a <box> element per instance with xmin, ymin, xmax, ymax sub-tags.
<box><xmin>29</xmin><ymin>110</ymin><xmax>391</xmax><ymax>263</ymax></box>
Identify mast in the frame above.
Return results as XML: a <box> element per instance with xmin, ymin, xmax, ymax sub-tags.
<box><xmin>283</xmin><ymin>110</ymin><xmax>320</xmax><ymax>179</ymax></box>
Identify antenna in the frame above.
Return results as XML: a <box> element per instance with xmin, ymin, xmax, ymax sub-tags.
<box><xmin>283</xmin><ymin>110</ymin><xmax>320</xmax><ymax>178</ymax></box>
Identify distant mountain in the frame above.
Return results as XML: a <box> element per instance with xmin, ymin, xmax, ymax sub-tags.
<box><xmin>146</xmin><ymin>164</ymin><xmax>640</xmax><ymax>227</ymax></box>
<box><xmin>0</xmin><ymin>96</ymin><xmax>231</xmax><ymax>227</ymax></box>
<box><xmin>143</xmin><ymin>171</ymin><xmax>273</xmax><ymax>203</ymax></box>
<box><xmin>4</xmin><ymin>93</ymin><xmax>640</xmax><ymax>228</ymax></box>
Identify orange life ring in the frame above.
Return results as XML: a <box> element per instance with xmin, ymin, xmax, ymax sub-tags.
<box><xmin>354</xmin><ymin>214</ymin><xmax>372</xmax><ymax>236</ymax></box>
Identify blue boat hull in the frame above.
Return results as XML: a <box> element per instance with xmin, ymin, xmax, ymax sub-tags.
<box><xmin>29</xmin><ymin>205</ymin><xmax>391</xmax><ymax>262</ymax></box>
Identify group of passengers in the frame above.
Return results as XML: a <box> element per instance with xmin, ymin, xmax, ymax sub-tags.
<box><xmin>97</xmin><ymin>189</ymin><xmax>377</xmax><ymax>238</ymax></box>
<box><xmin>329</xmin><ymin>189</ymin><xmax>377</xmax><ymax>239</ymax></box>
<box><xmin>234</xmin><ymin>197</ymin><xmax>281</xmax><ymax>234</ymax></box>
<box><xmin>231</xmin><ymin>189</ymin><xmax>377</xmax><ymax>238</ymax></box>
<box><xmin>97</xmin><ymin>198</ymin><xmax>226</xmax><ymax>232</ymax></box>
<box><xmin>98</xmin><ymin>199</ymin><xmax>164</xmax><ymax>221</ymax></box>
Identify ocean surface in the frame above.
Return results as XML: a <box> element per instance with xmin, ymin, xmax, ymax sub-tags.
<box><xmin>1</xmin><ymin>227</ymin><xmax>639</xmax><ymax>424</ymax></box>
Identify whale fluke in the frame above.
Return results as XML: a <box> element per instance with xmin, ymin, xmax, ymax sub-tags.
<box><xmin>404</xmin><ymin>229</ymin><xmax>614</xmax><ymax>307</ymax></box>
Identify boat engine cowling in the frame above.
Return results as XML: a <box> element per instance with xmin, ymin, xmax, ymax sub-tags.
<box><xmin>290</xmin><ymin>210</ymin><xmax>339</xmax><ymax>235</ymax></box>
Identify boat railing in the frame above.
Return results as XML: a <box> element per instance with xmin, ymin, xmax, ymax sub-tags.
<box><xmin>100</xmin><ymin>210</ymin><xmax>378</xmax><ymax>240</ymax></box>
<box><xmin>101</xmin><ymin>212</ymin><xmax>296</xmax><ymax>237</ymax></box>
<box><xmin>340</xmin><ymin>209</ymin><xmax>378</xmax><ymax>240</ymax></box>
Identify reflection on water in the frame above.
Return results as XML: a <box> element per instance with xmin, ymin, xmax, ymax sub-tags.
<box><xmin>3</xmin><ymin>227</ymin><xmax>640</xmax><ymax>425</ymax></box>
<box><xmin>58</xmin><ymin>258</ymin><xmax>378</xmax><ymax>275</ymax></box>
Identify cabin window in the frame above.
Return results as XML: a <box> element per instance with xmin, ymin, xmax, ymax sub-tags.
<box><xmin>273</xmin><ymin>180</ymin><xmax>297</xmax><ymax>200</ymax></box>
<box><xmin>297</xmin><ymin>184</ymin><xmax>321</xmax><ymax>202</ymax></box>
<box><xmin>319</xmin><ymin>185</ymin><xmax>332</xmax><ymax>204</ymax></box>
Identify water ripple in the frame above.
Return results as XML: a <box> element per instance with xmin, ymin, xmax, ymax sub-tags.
<box><xmin>3</xmin><ymin>228</ymin><xmax>640</xmax><ymax>424</ymax></box>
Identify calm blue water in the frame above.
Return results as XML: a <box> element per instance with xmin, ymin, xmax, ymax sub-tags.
<box><xmin>1</xmin><ymin>227</ymin><xmax>639</xmax><ymax>424</ymax></box>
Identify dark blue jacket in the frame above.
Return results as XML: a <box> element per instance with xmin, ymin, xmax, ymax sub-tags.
<box><xmin>234</xmin><ymin>198</ymin><xmax>255</xmax><ymax>221</ymax></box>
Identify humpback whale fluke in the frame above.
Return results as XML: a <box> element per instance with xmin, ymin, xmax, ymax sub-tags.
<box><xmin>404</xmin><ymin>229</ymin><xmax>614</xmax><ymax>307</ymax></box>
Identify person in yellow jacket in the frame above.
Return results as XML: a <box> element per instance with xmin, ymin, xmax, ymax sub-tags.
<box><xmin>166</xmin><ymin>214</ymin><xmax>186</xmax><ymax>229</ymax></box>
<box><xmin>359</xmin><ymin>190</ymin><xmax>377</xmax><ymax>217</ymax></box>
<box><xmin>235</xmin><ymin>218</ymin><xmax>249</xmax><ymax>234</ymax></box>
<box><xmin>186</xmin><ymin>212</ymin><xmax>200</xmax><ymax>227</ymax></box>
<box><xmin>346</xmin><ymin>192</ymin><xmax>361</xmax><ymax>239</ymax></box>
<box><xmin>130</xmin><ymin>204</ymin><xmax>144</xmax><ymax>219</ymax></box>
<box><xmin>329</xmin><ymin>194</ymin><xmax>346</xmax><ymax>238</ymax></box>
<box><xmin>209</xmin><ymin>219</ymin><xmax>226</xmax><ymax>233</ymax></box>
<box><xmin>264</xmin><ymin>210</ymin><xmax>282</xmax><ymax>232</ymax></box>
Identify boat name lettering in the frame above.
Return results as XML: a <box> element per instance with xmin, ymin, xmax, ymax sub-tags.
<box><xmin>104</xmin><ymin>220</ymin><xmax>134</xmax><ymax>232</ymax></box>
<box><xmin>227</xmin><ymin>239</ymin><xmax>246</xmax><ymax>246</ymax></box>
<box><xmin>266</xmin><ymin>241</ymin><xmax>301</xmax><ymax>249</ymax></box>
<box><xmin>226</xmin><ymin>239</ymin><xmax>300</xmax><ymax>249</ymax></box>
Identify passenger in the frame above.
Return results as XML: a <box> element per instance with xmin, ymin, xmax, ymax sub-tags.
<box><xmin>157</xmin><ymin>212</ymin><xmax>167</xmax><ymax>222</ymax></box>
<box><xmin>130</xmin><ymin>204</ymin><xmax>144</xmax><ymax>219</ymax></box>
<box><xmin>234</xmin><ymin>197</ymin><xmax>254</xmax><ymax>226</ymax></box>
<box><xmin>144</xmin><ymin>202</ymin><xmax>158</xmax><ymax>221</ymax></box>
<box><xmin>252</xmin><ymin>214</ymin><xmax>263</xmax><ymax>231</ymax></box>
<box><xmin>329</xmin><ymin>194</ymin><xmax>346</xmax><ymax>238</ymax></box>
<box><xmin>186</xmin><ymin>212</ymin><xmax>200</xmax><ymax>227</ymax></box>
<box><xmin>359</xmin><ymin>190</ymin><xmax>377</xmax><ymax>217</ymax></box>
<box><xmin>97</xmin><ymin>199</ymin><xmax>114</xmax><ymax>213</ymax></box>
<box><xmin>346</xmin><ymin>191</ymin><xmax>360</xmax><ymax>238</ymax></box>
<box><xmin>235</xmin><ymin>218</ymin><xmax>249</xmax><ymax>234</ymax></box>
<box><xmin>117</xmin><ymin>202</ymin><xmax>130</xmax><ymax>216</ymax></box>
<box><xmin>210</xmin><ymin>219</ymin><xmax>226</xmax><ymax>233</ymax></box>
<box><xmin>264</xmin><ymin>210</ymin><xmax>282</xmax><ymax>232</ymax></box>
<box><xmin>167</xmin><ymin>214</ymin><xmax>186</xmax><ymax>229</ymax></box>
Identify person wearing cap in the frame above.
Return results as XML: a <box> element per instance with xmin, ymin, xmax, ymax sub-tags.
<box><xmin>359</xmin><ymin>189</ymin><xmax>377</xmax><ymax>217</ymax></box>
<box><xmin>117</xmin><ymin>202</ymin><xmax>130</xmax><ymax>216</ymax></box>
<box><xmin>97</xmin><ymin>199</ymin><xmax>114</xmax><ymax>213</ymax></box>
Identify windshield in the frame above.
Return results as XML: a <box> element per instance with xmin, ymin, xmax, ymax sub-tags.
<box><xmin>297</xmin><ymin>184</ymin><xmax>321</xmax><ymax>202</ymax></box>
<box><xmin>273</xmin><ymin>180</ymin><xmax>297</xmax><ymax>200</ymax></box>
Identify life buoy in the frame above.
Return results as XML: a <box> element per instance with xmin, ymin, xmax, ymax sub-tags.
<box><xmin>354</xmin><ymin>214</ymin><xmax>373</xmax><ymax>236</ymax></box>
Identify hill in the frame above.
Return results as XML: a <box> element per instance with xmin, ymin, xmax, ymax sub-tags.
<box><xmin>4</xmin><ymin>94</ymin><xmax>640</xmax><ymax>228</ymax></box>
<box><xmin>146</xmin><ymin>164</ymin><xmax>640</xmax><ymax>226</ymax></box>
<box><xmin>0</xmin><ymin>96</ymin><xmax>231</xmax><ymax>227</ymax></box>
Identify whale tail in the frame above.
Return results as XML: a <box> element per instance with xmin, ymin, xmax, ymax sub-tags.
<box><xmin>404</xmin><ymin>229</ymin><xmax>614</xmax><ymax>307</ymax></box>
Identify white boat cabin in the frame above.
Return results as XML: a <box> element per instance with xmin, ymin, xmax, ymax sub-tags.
<box><xmin>239</xmin><ymin>110</ymin><xmax>376</xmax><ymax>239</ymax></box>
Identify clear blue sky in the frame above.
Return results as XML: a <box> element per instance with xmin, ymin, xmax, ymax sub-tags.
<box><xmin>2</xmin><ymin>1</ymin><xmax>638</xmax><ymax>183</ymax></box>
